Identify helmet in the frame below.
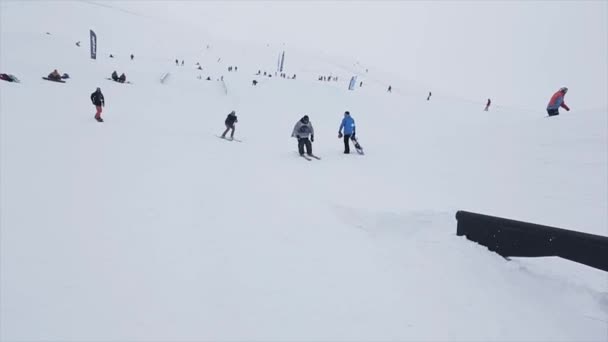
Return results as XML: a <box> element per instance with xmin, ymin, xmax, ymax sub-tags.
<box><xmin>302</xmin><ymin>115</ymin><xmax>309</xmax><ymax>123</ymax></box>
<box><xmin>344</xmin><ymin>111</ymin><xmax>350</xmax><ymax>115</ymax></box>
<box><xmin>96</xmin><ymin>87</ymin><xmax>101</xmax><ymax>91</ymax></box>
<box><xmin>560</xmin><ymin>87</ymin><xmax>568</xmax><ymax>93</ymax></box>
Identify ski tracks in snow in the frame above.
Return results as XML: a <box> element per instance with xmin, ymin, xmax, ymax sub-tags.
<box><xmin>331</xmin><ymin>205</ymin><xmax>453</xmax><ymax>241</ymax></box>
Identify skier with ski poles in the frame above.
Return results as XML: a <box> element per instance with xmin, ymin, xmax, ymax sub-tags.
<box><xmin>291</xmin><ymin>115</ymin><xmax>315</xmax><ymax>158</ymax></box>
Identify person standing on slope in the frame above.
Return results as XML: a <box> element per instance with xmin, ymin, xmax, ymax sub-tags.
<box><xmin>221</xmin><ymin>110</ymin><xmax>238</xmax><ymax>139</ymax></box>
<box><xmin>90</xmin><ymin>87</ymin><xmax>105</xmax><ymax>122</ymax></box>
<box><xmin>547</xmin><ymin>87</ymin><xmax>570</xmax><ymax>117</ymax></box>
<box><xmin>291</xmin><ymin>115</ymin><xmax>314</xmax><ymax>157</ymax></box>
<box><xmin>338</xmin><ymin>111</ymin><xmax>356</xmax><ymax>154</ymax></box>
<box><xmin>484</xmin><ymin>98</ymin><xmax>491</xmax><ymax>111</ymax></box>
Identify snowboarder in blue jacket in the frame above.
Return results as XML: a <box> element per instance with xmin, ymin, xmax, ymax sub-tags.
<box><xmin>338</xmin><ymin>111</ymin><xmax>356</xmax><ymax>154</ymax></box>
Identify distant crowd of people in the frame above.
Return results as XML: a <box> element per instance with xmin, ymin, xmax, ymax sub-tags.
<box><xmin>2</xmin><ymin>35</ymin><xmax>573</xmax><ymax>124</ymax></box>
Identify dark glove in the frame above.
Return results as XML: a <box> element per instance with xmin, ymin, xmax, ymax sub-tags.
<box><xmin>338</xmin><ymin>132</ymin><xmax>343</xmax><ymax>138</ymax></box>
<box><xmin>351</xmin><ymin>133</ymin><xmax>356</xmax><ymax>140</ymax></box>
<box><xmin>310</xmin><ymin>135</ymin><xmax>314</xmax><ymax>142</ymax></box>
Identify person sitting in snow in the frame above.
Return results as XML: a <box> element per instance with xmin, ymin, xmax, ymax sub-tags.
<box><xmin>0</xmin><ymin>73</ymin><xmax>19</xmax><ymax>83</ymax></box>
<box><xmin>111</xmin><ymin>71</ymin><xmax>119</xmax><ymax>81</ymax></box>
<box><xmin>47</xmin><ymin>69</ymin><xmax>61</xmax><ymax>81</ymax></box>
<box><xmin>546</xmin><ymin>87</ymin><xmax>570</xmax><ymax>117</ymax></box>
<box><xmin>221</xmin><ymin>111</ymin><xmax>238</xmax><ymax>139</ymax></box>
<box><xmin>118</xmin><ymin>73</ymin><xmax>126</xmax><ymax>83</ymax></box>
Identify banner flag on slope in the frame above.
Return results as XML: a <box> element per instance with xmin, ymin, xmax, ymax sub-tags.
<box><xmin>90</xmin><ymin>30</ymin><xmax>97</xmax><ymax>60</ymax></box>
<box><xmin>348</xmin><ymin>76</ymin><xmax>357</xmax><ymax>90</ymax></box>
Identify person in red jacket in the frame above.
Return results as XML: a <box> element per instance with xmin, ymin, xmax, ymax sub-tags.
<box><xmin>547</xmin><ymin>87</ymin><xmax>570</xmax><ymax>116</ymax></box>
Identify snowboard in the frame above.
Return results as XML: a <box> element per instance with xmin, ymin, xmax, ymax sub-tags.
<box><xmin>106</xmin><ymin>78</ymin><xmax>132</xmax><ymax>84</ymax></box>
<box><xmin>299</xmin><ymin>153</ymin><xmax>320</xmax><ymax>161</ymax></box>
<box><xmin>351</xmin><ymin>137</ymin><xmax>364</xmax><ymax>155</ymax></box>
<box><xmin>42</xmin><ymin>77</ymin><xmax>66</xmax><ymax>83</ymax></box>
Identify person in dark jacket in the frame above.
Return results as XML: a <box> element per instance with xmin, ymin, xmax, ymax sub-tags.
<box><xmin>484</xmin><ymin>98</ymin><xmax>491</xmax><ymax>111</ymax></box>
<box><xmin>90</xmin><ymin>87</ymin><xmax>105</xmax><ymax>122</ymax></box>
<box><xmin>338</xmin><ymin>111</ymin><xmax>356</xmax><ymax>154</ymax></box>
<box><xmin>48</xmin><ymin>69</ymin><xmax>61</xmax><ymax>81</ymax></box>
<box><xmin>221</xmin><ymin>111</ymin><xmax>238</xmax><ymax>139</ymax></box>
<box><xmin>0</xmin><ymin>73</ymin><xmax>19</xmax><ymax>82</ymax></box>
<box><xmin>118</xmin><ymin>73</ymin><xmax>126</xmax><ymax>83</ymax></box>
<box><xmin>291</xmin><ymin>115</ymin><xmax>314</xmax><ymax>156</ymax></box>
<box><xmin>111</xmin><ymin>71</ymin><xmax>119</xmax><ymax>81</ymax></box>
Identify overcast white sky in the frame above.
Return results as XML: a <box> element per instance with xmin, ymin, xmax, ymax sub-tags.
<box><xmin>95</xmin><ymin>1</ymin><xmax>608</xmax><ymax>109</ymax></box>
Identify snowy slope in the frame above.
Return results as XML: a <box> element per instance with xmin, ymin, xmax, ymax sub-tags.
<box><xmin>1</xmin><ymin>1</ymin><xmax>607</xmax><ymax>341</ymax></box>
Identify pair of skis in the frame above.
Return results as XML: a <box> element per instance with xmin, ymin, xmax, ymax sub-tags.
<box><xmin>301</xmin><ymin>154</ymin><xmax>321</xmax><ymax>161</ymax></box>
<box><xmin>216</xmin><ymin>135</ymin><xmax>242</xmax><ymax>142</ymax></box>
